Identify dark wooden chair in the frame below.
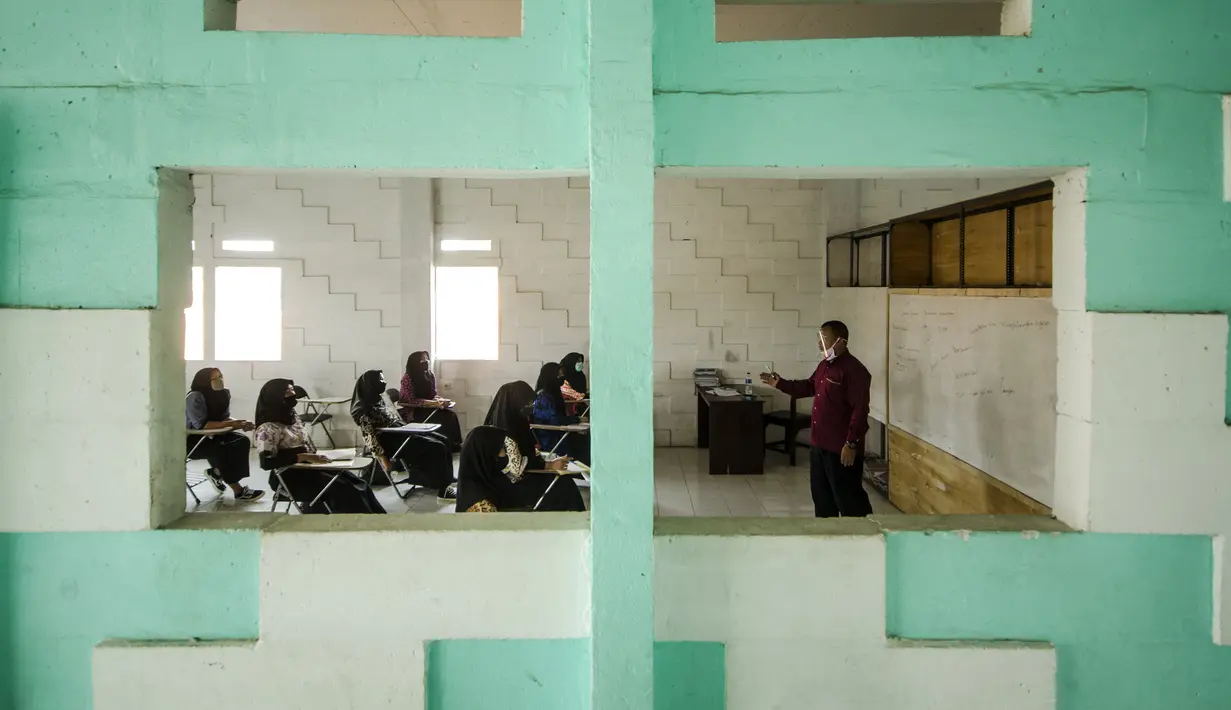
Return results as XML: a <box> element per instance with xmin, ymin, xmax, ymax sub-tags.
<box><xmin>764</xmin><ymin>396</ymin><xmax>811</xmax><ymax>466</ymax></box>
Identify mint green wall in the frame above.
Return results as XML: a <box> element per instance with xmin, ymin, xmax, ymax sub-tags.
<box><xmin>0</xmin><ymin>531</ymin><xmax>259</xmax><ymax>710</ymax></box>
<box><xmin>0</xmin><ymin>0</ymin><xmax>587</xmax><ymax>307</ymax></box>
<box><xmin>5</xmin><ymin>2</ymin><xmax>1231</xmax><ymax>710</ymax></box>
<box><xmin>654</xmin><ymin>0</ymin><xmax>1231</xmax><ymax>416</ymax></box>
<box><xmin>424</xmin><ymin>640</ymin><xmax>723</xmax><ymax>710</ymax></box>
<box><xmin>888</xmin><ymin>531</ymin><xmax>1231</xmax><ymax>709</ymax></box>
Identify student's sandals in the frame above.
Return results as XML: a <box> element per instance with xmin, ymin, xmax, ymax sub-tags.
<box><xmin>236</xmin><ymin>487</ymin><xmax>265</xmax><ymax>502</ymax></box>
<box><xmin>437</xmin><ymin>483</ymin><xmax>458</xmax><ymax>503</ymax></box>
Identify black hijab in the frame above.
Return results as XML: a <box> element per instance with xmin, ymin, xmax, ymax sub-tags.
<box><xmin>189</xmin><ymin>367</ymin><xmax>231</xmax><ymax>421</ymax></box>
<box><xmin>350</xmin><ymin>370</ymin><xmax>387</xmax><ymax>420</ymax></box>
<box><xmin>405</xmin><ymin>351</ymin><xmax>436</xmax><ymax>399</ymax></box>
<box><xmin>485</xmin><ymin>381</ymin><xmax>537</xmax><ymax>459</ymax></box>
<box><xmin>255</xmin><ymin>378</ymin><xmax>298</xmax><ymax>426</ymax></box>
<box><xmin>535</xmin><ymin>362</ymin><xmax>566</xmax><ymax>413</ymax></box>
<box><xmin>560</xmin><ymin>352</ymin><xmax>587</xmax><ymax>395</ymax></box>
<box><xmin>456</xmin><ymin>425</ymin><xmax>525</xmax><ymax>512</ymax></box>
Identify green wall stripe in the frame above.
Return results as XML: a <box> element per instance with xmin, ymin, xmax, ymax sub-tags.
<box><xmin>424</xmin><ymin>639</ymin><xmax>725</xmax><ymax>710</ymax></box>
<box><xmin>0</xmin><ymin>531</ymin><xmax>259</xmax><ymax>710</ymax></box>
<box><xmin>887</xmin><ymin>531</ymin><xmax>1231</xmax><ymax>710</ymax></box>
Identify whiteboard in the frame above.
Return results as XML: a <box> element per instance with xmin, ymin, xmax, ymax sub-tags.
<box><xmin>888</xmin><ymin>295</ymin><xmax>1056</xmax><ymax>505</ymax></box>
<box><xmin>824</xmin><ymin>288</ymin><xmax>888</xmax><ymax>423</ymax></box>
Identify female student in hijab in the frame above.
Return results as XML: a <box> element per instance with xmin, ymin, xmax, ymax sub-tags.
<box><xmin>398</xmin><ymin>351</ymin><xmax>463</xmax><ymax>449</ymax></box>
<box><xmin>486</xmin><ymin>381</ymin><xmax>564</xmax><ymax>471</ymax></box>
<box><xmin>185</xmin><ymin>367</ymin><xmax>265</xmax><ymax>502</ymax></box>
<box><xmin>530</xmin><ymin>363</ymin><xmax>591</xmax><ymax>466</ymax></box>
<box><xmin>455</xmin><ymin>425</ymin><xmax>585</xmax><ymax>513</ymax></box>
<box><xmin>254</xmin><ymin>378</ymin><xmax>385</xmax><ymax>514</ymax></box>
<box><xmin>559</xmin><ymin>352</ymin><xmax>588</xmax><ymax>401</ymax></box>
<box><xmin>352</xmin><ymin>369</ymin><xmax>456</xmax><ymax>501</ymax></box>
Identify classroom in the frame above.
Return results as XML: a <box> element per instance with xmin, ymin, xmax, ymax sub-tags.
<box><xmin>3</xmin><ymin>1</ymin><xmax>1231</xmax><ymax>709</ymax></box>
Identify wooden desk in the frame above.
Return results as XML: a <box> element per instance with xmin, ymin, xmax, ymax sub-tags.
<box><xmin>695</xmin><ymin>388</ymin><xmax>765</xmax><ymax>475</ymax></box>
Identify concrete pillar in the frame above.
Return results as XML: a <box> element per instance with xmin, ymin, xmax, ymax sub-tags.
<box><xmin>400</xmin><ymin>178</ymin><xmax>435</xmax><ymax>357</ymax></box>
<box><xmin>588</xmin><ymin>0</ymin><xmax>655</xmax><ymax>705</ymax></box>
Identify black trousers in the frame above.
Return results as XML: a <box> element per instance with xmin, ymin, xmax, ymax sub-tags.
<box><xmin>809</xmin><ymin>447</ymin><xmax>872</xmax><ymax>518</ymax></box>
<box><xmin>186</xmin><ymin>432</ymin><xmax>251</xmax><ymax>485</ymax></box>
<box><xmin>513</xmin><ymin>473</ymin><xmax>586</xmax><ymax>512</ymax></box>
<box><xmin>410</xmin><ymin>407</ymin><xmax>463</xmax><ymax>449</ymax></box>
<box><xmin>376</xmin><ymin>430</ymin><xmax>454</xmax><ymax>494</ymax></box>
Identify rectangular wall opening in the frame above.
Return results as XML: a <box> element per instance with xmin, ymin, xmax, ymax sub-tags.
<box><xmin>715</xmin><ymin>0</ymin><xmax>1031</xmax><ymax>42</ymax></box>
<box><xmin>653</xmin><ymin>172</ymin><xmax>1066</xmax><ymax>522</ymax></box>
<box><xmin>206</xmin><ymin>0</ymin><xmax>523</xmax><ymax>37</ymax></box>
<box><xmin>176</xmin><ymin>171</ymin><xmax>590</xmax><ymax>519</ymax></box>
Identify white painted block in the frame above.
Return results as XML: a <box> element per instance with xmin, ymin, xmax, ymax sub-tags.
<box><xmin>0</xmin><ymin>310</ymin><xmax>158</xmax><ymax>532</ymax></box>
<box><xmin>1051</xmin><ymin>169</ymin><xmax>1088</xmax><ymax>314</ymax></box>
<box><xmin>654</xmin><ymin>535</ymin><xmax>886</xmax><ymax>641</ymax></box>
<box><xmin>725</xmin><ymin>640</ymin><xmax>1055</xmax><ymax>710</ymax></box>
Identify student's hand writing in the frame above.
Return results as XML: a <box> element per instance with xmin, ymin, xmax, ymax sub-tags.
<box><xmin>298</xmin><ymin>453</ymin><xmax>329</xmax><ymax>464</ymax></box>
<box><xmin>760</xmin><ymin>372</ymin><xmax>781</xmax><ymax>387</ymax></box>
<box><xmin>547</xmin><ymin>457</ymin><xmax>570</xmax><ymax>471</ymax></box>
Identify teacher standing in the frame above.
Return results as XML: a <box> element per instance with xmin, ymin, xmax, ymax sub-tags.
<box><xmin>761</xmin><ymin>320</ymin><xmax>873</xmax><ymax>518</ymax></box>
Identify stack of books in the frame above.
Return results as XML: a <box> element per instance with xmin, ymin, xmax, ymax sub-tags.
<box><xmin>693</xmin><ymin>368</ymin><xmax>720</xmax><ymax>389</ymax></box>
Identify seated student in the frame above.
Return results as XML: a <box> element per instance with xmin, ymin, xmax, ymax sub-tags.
<box><xmin>530</xmin><ymin>363</ymin><xmax>591</xmax><ymax>466</ymax></box>
<box><xmin>185</xmin><ymin>367</ymin><xmax>265</xmax><ymax>502</ymax></box>
<box><xmin>352</xmin><ymin>369</ymin><xmax>456</xmax><ymax>502</ymax></box>
<box><xmin>560</xmin><ymin>352</ymin><xmax>588</xmax><ymax>403</ymax></box>
<box><xmin>455</xmin><ymin>425</ymin><xmax>585</xmax><ymax>513</ymax></box>
<box><xmin>399</xmin><ymin>351</ymin><xmax>463</xmax><ymax>450</ymax></box>
<box><xmin>254</xmin><ymin>378</ymin><xmax>385</xmax><ymax>514</ymax></box>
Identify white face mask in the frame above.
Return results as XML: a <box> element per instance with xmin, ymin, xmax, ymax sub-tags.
<box><xmin>575</xmin><ymin>362</ymin><xmax>584</xmax><ymax>372</ymax></box>
<box><xmin>211</xmin><ymin>379</ymin><xmax>224</xmax><ymax>391</ymax></box>
<box><xmin>819</xmin><ymin>334</ymin><xmax>842</xmax><ymax>362</ymax></box>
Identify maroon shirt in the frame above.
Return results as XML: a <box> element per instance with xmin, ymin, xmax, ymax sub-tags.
<box><xmin>775</xmin><ymin>352</ymin><xmax>871</xmax><ymax>455</ymax></box>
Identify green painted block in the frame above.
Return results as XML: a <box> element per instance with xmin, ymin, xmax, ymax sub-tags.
<box><xmin>424</xmin><ymin>639</ymin><xmax>725</xmax><ymax>710</ymax></box>
<box><xmin>654</xmin><ymin>642</ymin><xmax>725</xmax><ymax>710</ymax></box>
<box><xmin>887</xmin><ymin>532</ymin><xmax>1231</xmax><ymax>710</ymax></box>
<box><xmin>886</xmin><ymin>531</ymin><xmax>1214</xmax><ymax>644</ymax></box>
<box><xmin>0</xmin><ymin>531</ymin><xmax>259</xmax><ymax>710</ymax></box>
<box><xmin>427</xmin><ymin>639</ymin><xmax>590</xmax><ymax>710</ymax></box>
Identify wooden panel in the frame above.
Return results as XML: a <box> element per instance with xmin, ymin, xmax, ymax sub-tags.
<box><xmin>930</xmin><ymin>218</ymin><xmax>961</xmax><ymax>286</ymax></box>
<box><xmin>856</xmin><ymin>234</ymin><xmax>885</xmax><ymax>286</ymax></box>
<box><xmin>889</xmin><ymin>221</ymin><xmax>929</xmax><ymax>286</ymax></box>
<box><xmin>827</xmin><ymin>238</ymin><xmax>853</xmax><ymax>286</ymax></box>
<box><xmin>1013</xmin><ymin>200</ymin><xmax>1053</xmax><ymax>287</ymax></box>
<box><xmin>963</xmin><ymin>209</ymin><xmax>1009</xmax><ymax>287</ymax></box>
<box><xmin>887</xmin><ymin>426</ymin><xmax>1051</xmax><ymax>516</ymax></box>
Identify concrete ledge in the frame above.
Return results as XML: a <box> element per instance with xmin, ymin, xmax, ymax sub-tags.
<box><xmin>655</xmin><ymin>515</ymin><xmax>1069</xmax><ymax>537</ymax></box>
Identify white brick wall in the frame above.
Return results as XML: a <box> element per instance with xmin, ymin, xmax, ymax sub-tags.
<box><xmin>431</xmin><ymin>177</ymin><xmax>591</xmax><ymax>432</ymax></box>
<box><xmin>654</xmin><ymin>179</ymin><xmax>827</xmax><ymax>446</ymax></box>
<box><xmin>433</xmin><ymin>177</ymin><xmax>826</xmax><ymax>446</ymax></box>
<box><xmin>189</xmin><ymin>176</ymin><xmax>826</xmax><ymax>447</ymax></box>
<box><xmin>849</xmin><ymin>177</ymin><xmax>1039</xmax><ymax>232</ymax></box>
<box><xmin>190</xmin><ymin>174</ymin><xmax>403</xmax><ymax>442</ymax></box>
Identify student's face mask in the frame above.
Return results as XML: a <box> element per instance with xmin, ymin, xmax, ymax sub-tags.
<box><xmin>574</xmin><ymin>362</ymin><xmax>584</xmax><ymax>372</ymax></box>
<box><xmin>211</xmin><ymin>378</ymin><xmax>224</xmax><ymax>391</ymax></box>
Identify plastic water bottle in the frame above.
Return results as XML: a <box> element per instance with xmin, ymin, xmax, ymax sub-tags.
<box><xmin>744</xmin><ymin>372</ymin><xmax>753</xmax><ymax>399</ymax></box>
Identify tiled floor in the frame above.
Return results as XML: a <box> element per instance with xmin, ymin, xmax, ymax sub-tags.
<box><xmin>653</xmin><ymin>447</ymin><xmax>898</xmax><ymax>517</ymax></box>
<box><xmin>186</xmin><ymin>448</ymin><xmax>895</xmax><ymax>517</ymax></box>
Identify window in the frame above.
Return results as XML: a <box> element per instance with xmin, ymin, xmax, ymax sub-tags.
<box><xmin>221</xmin><ymin>239</ymin><xmax>275</xmax><ymax>252</ymax></box>
<box><xmin>208</xmin><ymin>0</ymin><xmax>523</xmax><ymax>37</ymax></box>
<box><xmin>184</xmin><ymin>267</ymin><xmax>205</xmax><ymax>361</ymax></box>
<box><xmin>434</xmin><ymin>267</ymin><xmax>499</xmax><ymax>360</ymax></box>
<box><xmin>214</xmin><ymin>266</ymin><xmax>282</xmax><ymax>361</ymax></box>
<box><xmin>715</xmin><ymin>0</ymin><xmax>1017</xmax><ymax>41</ymax></box>
<box><xmin>440</xmin><ymin>239</ymin><xmax>493</xmax><ymax>252</ymax></box>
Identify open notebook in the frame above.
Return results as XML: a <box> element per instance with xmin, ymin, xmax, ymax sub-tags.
<box><xmin>316</xmin><ymin>448</ymin><xmax>358</xmax><ymax>462</ymax></box>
